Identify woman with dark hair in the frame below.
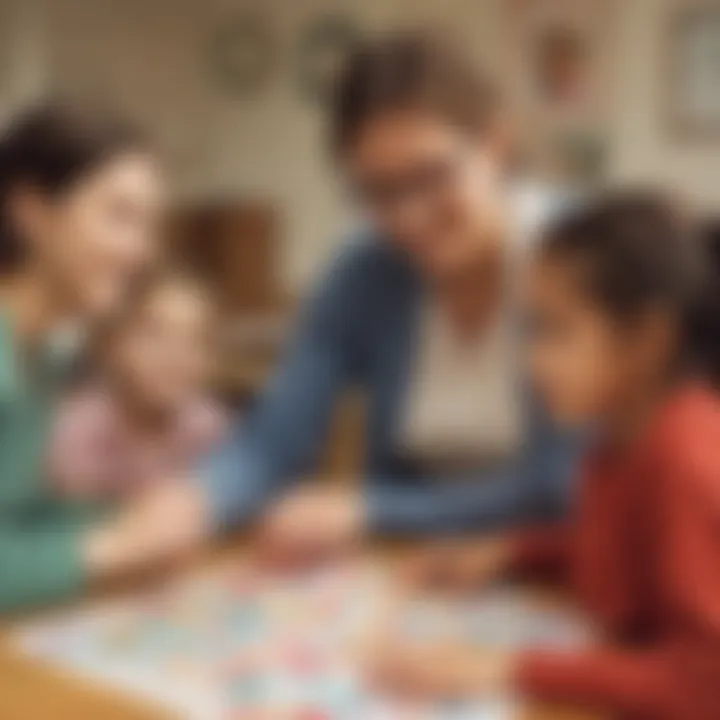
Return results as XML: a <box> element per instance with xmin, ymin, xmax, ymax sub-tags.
<box><xmin>198</xmin><ymin>30</ymin><xmax>579</xmax><ymax>561</ymax></box>
<box><xmin>0</xmin><ymin>101</ymin><xmax>196</xmax><ymax>610</ymax></box>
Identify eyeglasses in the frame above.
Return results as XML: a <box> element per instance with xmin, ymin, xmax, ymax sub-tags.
<box><xmin>351</xmin><ymin>154</ymin><xmax>470</xmax><ymax>216</ymax></box>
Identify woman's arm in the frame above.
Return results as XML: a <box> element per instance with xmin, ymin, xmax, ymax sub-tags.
<box><xmin>366</xmin><ymin>419</ymin><xmax>581</xmax><ymax>535</ymax></box>
<box><xmin>200</xmin><ymin>242</ymin><xmax>372</xmax><ymax>530</ymax></box>
<box><xmin>0</xmin><ymin>513</ymin><xmax>86</xmax><ymax>611</ymax></box>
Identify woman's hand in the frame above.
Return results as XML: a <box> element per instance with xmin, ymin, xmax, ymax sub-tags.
<box><xmin>400</xmin><ymin>535</ymin><xmax>512</xmax><ymax>593</ymax></box>
<box><xmin>256</xmin><ymin>486</ymin><xmax>365</xmax><ymax>568</ymax></box>
<box><xmin>84</xmin><ymin>480</ymin><xmax>209</xmax><ymax>577</ymax></box>
<box><xmin>367</xmin><ymin>640</ymin><xmax>514</xmax><ymax>699</ymax></box>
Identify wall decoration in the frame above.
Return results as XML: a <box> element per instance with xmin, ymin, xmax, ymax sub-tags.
<box><xmin>504</xmin><ymin>0</ymin><xmax>616</xmax><ymax>183</ymax></box>
<box><xmin>207</xmin><ymin>10</ymin><xmax>276</xmax><ymax>97</ymax></box>
<box><xmin>549</xmin><ymin>129</ymin><xmax>607</xmax><ymax>183</ymax></box>
<box><xmin>535</xmin><ymin>26</ymin><xmax>590</xmax><ymax>109</ymax></box>
<box><xmin>295</xmin><ymin>14</ymin><xmax>362</xmax><ymax>104</ymax></box>
<box><xmin>668</xmin><ymin>5</ymin><xmax>720</xmax><ymax>137</ymax></box>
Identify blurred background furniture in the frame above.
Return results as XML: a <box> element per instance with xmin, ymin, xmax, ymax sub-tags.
<box><xmin>170</xmin><ymin>200</ymin><xmax>291</xmax><ymax>400</ymax></box>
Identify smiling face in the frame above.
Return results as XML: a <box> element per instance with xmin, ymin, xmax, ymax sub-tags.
<box><xmin>20</xmin><ymin>150</ymin><xmax>164</xmax><ymax>321</ymax></box>
<box><xmin>345</xmin><ymin>110</ymin><xmax>507</xmax><ymax>279</ymax></box>
<box><xmin>333</xmin><ymin>31</ymin><xmax>508</xmax><ymax>281</ymax></box>
<box><xmin>108</xmin><ymin>278</ymin><xmax>215</xmax><ymax>414</ymax></box>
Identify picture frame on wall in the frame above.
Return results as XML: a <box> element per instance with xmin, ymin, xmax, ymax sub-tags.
<box><xmin>505</xmin><ymin>0</ymin><xmax>614</xmax><ymax>124</ymax></box>
<box><xmin>667</xmin><ymin>4</ymin><xmax>720</xmax><ymax>138</ymax></box>
<box><xmin>504</xmin><ymin>0</ymin><xmax>615</xmax><ymax>183</ymax></box>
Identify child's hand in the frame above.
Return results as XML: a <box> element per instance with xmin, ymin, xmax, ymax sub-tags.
<box><xmin>84</xmin><ymin>481</ymin><xmax>209</xmax><ymax>576</ymax></box>
<box><xmin>400</xmin><ymin>536</ymin><xmax>511</xmax><ymax>593</ymax></box>
<box><xmin>366</xmin><ymin>641</ymin><xmax>514</xmax><ymax>699</ymax></box>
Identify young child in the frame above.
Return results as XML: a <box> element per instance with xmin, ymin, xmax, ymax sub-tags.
<box><xmin>50</xmin><ymin>269</ymin><xmax>227</xmax><ymax>501</ymax></box>
<box><xmin>371</xmin><ymin>194</ymin><xmax>720</xmax><ymax>719</ymax></box>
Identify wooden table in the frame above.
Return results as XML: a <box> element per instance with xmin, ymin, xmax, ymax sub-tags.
<box><xmin>0</xmin><ymin>538</ymin><xmax>598</xmax><ymax>720</ymax></box>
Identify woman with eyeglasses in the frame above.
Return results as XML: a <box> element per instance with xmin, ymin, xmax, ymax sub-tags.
<box><xmin>199</xmin><ymin>30</ymin><xmax>580</xmax><ymax>565</ymax></box>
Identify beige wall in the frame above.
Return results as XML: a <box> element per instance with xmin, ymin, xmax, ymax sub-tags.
<box><xmin>43</xmin><ymin>0</ymin><xmax>505</xmax><ymax>291</ymax></box>
<box><xmin>2</xmin><ymin>0</ymin><xmax>719</xmax><ymax>291</ymax></box>
<box><xmin>608</xmin><ymin>0</ymin><xmax>720</xmax><ymax>208</ymax></box>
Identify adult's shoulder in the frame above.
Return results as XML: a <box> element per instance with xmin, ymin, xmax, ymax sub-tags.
<box><xmin>326</xmin><ymin>230</ymin><xmax>415</xmax><ymax>282</ymax></box>
<box><xmin>299</xmin><ymin>230</ymin><xmax>418</xmax><ymax>353</ymax></box>
<box><xmin>315</xmin><ymin>230</ymin><xmax>418</xmax><ymax>306</ymax></box>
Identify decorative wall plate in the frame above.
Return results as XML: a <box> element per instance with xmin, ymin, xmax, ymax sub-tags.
<box><xmin>208</xmin><ymin>11</ymin><xmax>276</xmax><ymax>97</ymax></box>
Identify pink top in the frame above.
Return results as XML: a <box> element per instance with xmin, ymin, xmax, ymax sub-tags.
<box><xmin>49</xmin><ymin>386</ymin><xmax>229</xmax><ymax>499</ymax></box>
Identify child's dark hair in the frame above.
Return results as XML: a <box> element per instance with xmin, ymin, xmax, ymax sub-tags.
<box><xmin>331</xmin><ymin>29</ymin><xmax>500</xmax><ymax>153</ymax></box>
<box><xmin>0</xmin><ymin>99</ymin><xmax>151</xmax><ymax>270</ymax></box>
<box><xmin>694</xmin><ymin>216</ymin><xmax>720</xmax><ymax>383</ymax></box>
<box><xmin>540</xmin><ymin>192</ymin><xmax>720</xmax><ymax>385</ymax></box>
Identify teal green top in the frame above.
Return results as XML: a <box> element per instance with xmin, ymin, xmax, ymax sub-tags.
<box><xmin>0</xmin><ymin>310</ymin><xmax>101</xmax><ymax>612</ymax></box>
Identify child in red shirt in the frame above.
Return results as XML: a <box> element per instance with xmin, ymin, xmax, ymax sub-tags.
<box><xmin>371</xmin><ymin>195</ymin><xmax>720</xmax><ymax>719</ymax></box>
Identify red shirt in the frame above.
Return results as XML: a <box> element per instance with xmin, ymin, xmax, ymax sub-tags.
<box><xmin>513</xmin><ymin>385</ymin><xmax>720</xmax><ymax>720</ymax></box>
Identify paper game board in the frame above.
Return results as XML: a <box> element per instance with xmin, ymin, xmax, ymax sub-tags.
<box><xmin>15</xmin><ymin>561</ymin><xmax>591</xmax><ymax>719</ymax></box>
